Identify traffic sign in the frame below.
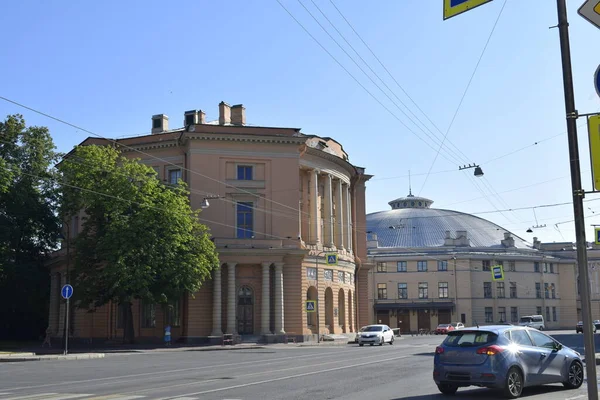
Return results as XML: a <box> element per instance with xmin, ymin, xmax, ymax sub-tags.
<box><xmin>61</xmin><ymin>284</ymin><xmax>73</xmax><ymax>300</ymax></box>
<box><xmin>578</xmin><ymin>0</ymin><xmax>600</xmax><ymax>30</ymax></box>
<box><xmin>588</xmin><ymin>115</ymin><xmax>600</xmax><ymax>190</ymax></box>
<box><xmin>443</xmin><ymin>0</ymin><xmax>493</xmax><ymax>20</ymax></box>
<box><xmin>595</xmin><ymin>227</ymin><xmax>600</xmax><ymax>245</ymax></box>
<box><xmin>595</xmin><ymin>64</ymin><xmax>600</xmax><ymax>99</ymax></box>
<box><xmin>306</xmin><ymin>300</ymin><xmax>316</xmax><ymax>313</ymax></box>
<box><xmin>491</xmin><ymin>265</ymin><xmax>504</xmax><ymax>281</ymax></box>
<box><xmin>326</xmin><ymin>254</ymin><xmax>338</xmax><ymax>266</ymax></box>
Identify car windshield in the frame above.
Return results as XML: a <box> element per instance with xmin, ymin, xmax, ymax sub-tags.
<box><xmin>438</xmin><ymin>324</ymin><xmax>449</xmax><ymax>327</ymax></box>
<box><xmin>519</xmin><ymin>317</ymin><xmax>533</xmax><ymax>323</ymax></box>
<box><xmin>450</xmin><ymin>323</ymin><xmax>457</xmax><ymax>327</ymax></box>
<box><xmin>444</xmin><ymin>330</ymin><xmax>498</xmax><ymax>347</ymax></box>
<box><xmin>364</xmin><ymin>326</ymin><xmax>383</xmax><ymax>332</ymax></box>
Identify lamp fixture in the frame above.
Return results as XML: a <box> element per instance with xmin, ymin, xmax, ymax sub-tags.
<box><xmin>200</xmin><ymin>195</ymin><xmax>224</xmax><ymax>209</ymax></box>
<box><xmin>458</xmin><ymin>163</ymin><xmax>484</xmax><ymax>177</ymax></box>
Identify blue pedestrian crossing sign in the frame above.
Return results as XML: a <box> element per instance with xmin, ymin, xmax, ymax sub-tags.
<box><xmin>306</xmin><ymin>300</ymin><xmax>316</xmax><ymax>313</ymax></box>
<box><xmin>595</xmin><ymin>227</ymin><xmax>600</xmax><ymax>245</ymax></box>
<box><xmin>61</xmin><ymin>284</ymin><xmax>74</xmax><ymax>300</ymax></box>
<box><xmin>491</xmin><ymin>265</ymin><xmax>504</xmax><ymax>281</ymax></box>
<box><xmin>326</xmin><ymin>253</ymin><xmax>338</xmax><ymax>266</ymax></box>
<box><xmin>443</xmin><ymin>0</ymin><xmax>493</xmax><ymax>20</ymax></box>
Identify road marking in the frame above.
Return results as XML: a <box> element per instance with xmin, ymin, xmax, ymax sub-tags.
<box><xmin>168</xmin><ymin>398</ymin><xmax>198</xmax><ymax>400</ymax></box>
<box><xmin>1</xmin><ymin>395</ymin><xmax>92</xmax><ymax>400</ymax></box>
<box><xmin>565</xmin><ymin>395</ymin><xmax>586</xmax><ymax>400</ymax></box>
<box><xmin>4</xmin><ymin>348</ymin><xmax>364</xmax><ymax>392</ymax></box>
<box><xmin>80</xmin><ymin>396</ymin><xmax>145</xmax><ymax>400</ymax></box>
<box><xmin>157</xmin><ymin>354</ymin><xmax>410</xmax><ymax>399</ymax></box>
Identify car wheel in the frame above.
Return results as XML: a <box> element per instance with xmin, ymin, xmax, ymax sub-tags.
<box><xmin>437</xmin><ymin>383</ymin><xmax>458</xmax><ymax>395</ymax></box>
<box><xmin>379</xmin><ymin>337</ymin><xmax>384</xmax><ymax>346</ymax></box>
<box><xmin>503</xmin><ymin>367</ymin><xmax>523</xmax><ymax>399</ymax></box>
<box><xmin>359</xmin><ymin>343</ymin><xmax>364</xmax><ymax>347</ymax></box>
<box><xmin>563</xmin><ymin>361</ymin><xmax>584</xmax><ymax>389</ymax></box>
<box><xmin>390</xmin><ymin>336</ymin><xmax>394</xmax><ymax>345</ymax></box>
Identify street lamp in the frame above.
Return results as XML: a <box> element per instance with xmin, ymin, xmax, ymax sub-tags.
<box><xmin>458</xmin><ymin>163</ymin><xmax>484</xmax><ymax>177</ymax></box>
<box><xmin>200</xmin><ymin>195</ymin><xmax>223</xmax><ymax>209</ymax></box>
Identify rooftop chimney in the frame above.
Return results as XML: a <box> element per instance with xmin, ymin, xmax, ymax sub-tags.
<box><xmin>184</xmin><ymin>110</ymin><xmax>197</xmax><ymax>126</ymax></box>
<box><xmin>219</xmin><ymin>101</ymin><xmax>231</xmax><ymax>125</ymax></box>
<box><xmin>151</xmin><ymin>114</ymin><xmax>169</xmax><ymax>134</ymax></box>
<box><xmin>231</xmin><ymin>104</ymin><xmax>246</xmax><ymax>125</ymax></box>
<box><xmin>198</xmin><ymin>110</ymin><xmax>206</xmax><ymax>124</ymax></box>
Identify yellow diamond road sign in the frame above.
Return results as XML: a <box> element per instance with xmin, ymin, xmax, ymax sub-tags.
<box><xmin>588</xmin><ymin>115</ymin><xmax>600</xmax><ymax>190</ymax></box>
<box><xmin>443</xmin><ymin>0</ymin><xmax>493</xmax><ymax>20</ymax></box>
<box><xmin>578</xmin><ymin>0</ymin><xmax>600</xmax><ymax>29</ymax></box>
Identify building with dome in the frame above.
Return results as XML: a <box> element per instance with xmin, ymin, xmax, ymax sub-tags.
<box><xmin>365</xmin><ymin>191</ymin><xmax>580</xmax><ymax>333</ymax></box>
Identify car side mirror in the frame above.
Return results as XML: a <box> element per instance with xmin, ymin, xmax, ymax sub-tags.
<box><xmin>554</xmin><ymin>343</ymin><xmax>562</xmax><ymax>352</ymax></box>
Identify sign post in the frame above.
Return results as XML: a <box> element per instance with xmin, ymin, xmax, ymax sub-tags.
<box><xmin>61</xmin><ymin>284</ymin><xmax>73</xmax><ymax>355</ymax></box>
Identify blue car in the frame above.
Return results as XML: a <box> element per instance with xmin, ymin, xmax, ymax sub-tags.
<box><xmin>433</xmin><ymin>325</ymin><xmax>583</xmax><ymax>398</ymax></box>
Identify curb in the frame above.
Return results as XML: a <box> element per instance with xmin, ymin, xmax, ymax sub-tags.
<box><xmin>0</xmin><ymin>353</ymin><xmax>105</xmax><ymax>363</ymax></box>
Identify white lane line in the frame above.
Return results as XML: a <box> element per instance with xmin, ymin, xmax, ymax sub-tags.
<box><xmin>168</xmin><ymin>398</ymin><xmax>198</xmax><ymax>400</ymax></box>
<box><xmin>4</xmin><ymin>348</ymin><xmax>361</xmax><ymax>391</ymax></box>
<box><xmin>565</xmin><ymin>395</ymin><xmax>586</xmax><ymax>400</ymax></box>
<box><xmin>81</xmin><ymin>396</ymin><xmax>145</xmax><ymax>400</ymax></box>
<box><xmin>157</xmin><ymin>354</ymin><xmax>410</xmax><ymax>399</ymax></box>
<box><xmin>2</xmin><ymin>395</ymin><xmax>92</xmax><ymax>400</ymax></box>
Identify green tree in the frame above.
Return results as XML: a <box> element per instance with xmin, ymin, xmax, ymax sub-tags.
<box><xmin>59</xmin><ymin>144</ymin><xmax>219</xmax><ymax>343</ymax></box>
<box><xmin>0</xmin><ymin>114</ymin><xmax>61</xmax><ymax>340</ymax></box>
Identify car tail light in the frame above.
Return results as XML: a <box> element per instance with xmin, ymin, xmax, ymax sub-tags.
<box><xmin>476</xmin><ymin>345</ymin><xmax>503</xmax><ymax>356</ymax></box>
<box><xmin>435</xmin><ymin>346</ymin><xmax>444</xmax><ymax>354</ymax></box>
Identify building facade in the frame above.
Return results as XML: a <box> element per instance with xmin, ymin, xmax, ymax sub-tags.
<box><xmin>365</xmin><ymin>192</ymin><xmax>580</xmax><ymax>333</ymax></box>
<box><xmin>47</xmin><ymin>102</ymin><xmax>372</xmax><ymax>343</ymax></box>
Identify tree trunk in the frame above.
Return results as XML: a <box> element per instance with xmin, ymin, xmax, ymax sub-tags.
<box><xmin>123</xmin><ymin>301</ymin><xmax>135</xmax><ymax>344</ymax></box>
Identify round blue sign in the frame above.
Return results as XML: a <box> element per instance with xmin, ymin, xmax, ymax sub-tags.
<box><xmin>61</xmin><ymin>284</ymin><xmax>74</xmax><ymax>299</ymax></box>
<box><xmin>595</xmin><ymin>65</ymin><xmax>600</xmax><ymax>99</ymax></box>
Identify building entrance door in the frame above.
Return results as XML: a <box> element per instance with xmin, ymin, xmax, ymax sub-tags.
<box><xmin>397</xmin><ymin>310</ymin><xmax>411</xmax><ymax>334</ymax></box>
<box><xmin>418</xmin><ymin>310</ymin><xmax>431</xmax><ymax>332</ymax></box>
<box><xmin>237</xmin><ymin>286</ymin><xmax>254</xmax><ymax>334</ymax></box>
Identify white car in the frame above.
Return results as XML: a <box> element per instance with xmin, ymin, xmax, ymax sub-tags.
<box><xmin>358</xmin><ymin>324</ymin><xmax>395</xmax><ymax>346</ymax></box>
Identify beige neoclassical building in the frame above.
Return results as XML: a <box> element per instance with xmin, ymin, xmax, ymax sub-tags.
<box><xmin>47</xmin><ymin>102</ymin><xmax>372</xmax><ymax>343</ymax></box>
<box><xmin>365</xmin><ymin>192</ymin><xmax>581</xmax><ymax>333</ymax></box>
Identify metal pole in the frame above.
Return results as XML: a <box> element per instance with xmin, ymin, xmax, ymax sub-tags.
<box><xmin>556</xmin><ymin>1</ymin><xmax>597</xmax><ymax>397</ymax></box>
<box><xmin>64</xmin><ymin>297</ymin><xmax>70</xmax><ymax>356</ymax></box>
<box><xmin>63</xmin><ymin>224</ymin><xmax>70</xmax><ymax>352</ymax></box>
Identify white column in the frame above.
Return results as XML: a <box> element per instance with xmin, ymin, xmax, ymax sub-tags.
<box><xmin>310</xmin><ymin>169</ymin><xmax>320</xmax><ymax>245</ymax></box>
<box><xmin>226</xmin><ymin>262</ymin><xmax>237</xmax><ymax>334</ymax></box>
<box><xmin>335</xmin><ymin>179</ymin><xmax>344</xmax><ymax>250</ymax></box>
<box><xmin>211</xmin><ymin>267</ymin><xmax>222</xmax><ymax>336</ymax></box>
<box><xmin>324</xmin><ymin>174</ymin><xmax>334</xmax><ymax>247</ymax></box>
<box><xmin>261</xmin><ymin>262</ymin><xmax>271</xmax><ymax>335</ymax></box>
<box><xmin>343</xmin><ymin>183</ymin><xmax>352</xmax><ymax>253</ymax></box>
<box><xmin>274</xmin><ymin>262</ymin><xmax>285</xmax><ymax>334</ymax></box>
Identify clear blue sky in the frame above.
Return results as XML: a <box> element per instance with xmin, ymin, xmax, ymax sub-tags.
<box><xmin>1</xmin><ymin>0</ymin><xmax>599</xmax><ymax>244</ymax></box>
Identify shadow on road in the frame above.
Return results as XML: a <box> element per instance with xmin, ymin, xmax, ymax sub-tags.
<box><xmin>412</xmin><ymin>352</ymin><xmax>434</xmax><ymax>357</ymax></box>
<box><xmin>391</xmin><ymin>384</ymin><xmax>569</xmax><ymax>399</ymax></box>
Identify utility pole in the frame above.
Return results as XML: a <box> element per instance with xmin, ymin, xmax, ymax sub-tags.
<box><xmin>556</xmin><ymin>1</ymin><xmax>597</xmax><ymax>397</ymax></box>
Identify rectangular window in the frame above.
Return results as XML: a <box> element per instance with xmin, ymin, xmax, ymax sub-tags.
<box><xmin>552</xmin><ymin>306</ymin><xmax>557</xmax><ymax>322</ymax></box>
<box><xmin>377</xmin><ymin>262</ymin><xmax>387</xmax><ymax>273</ymax></box>
<box><xmin>485</xmin><ymin>307</ymin><xmax>493</xmax><ymax>323</ymax></box>
<box><xmin>546</xmin><ymin>306</ymin><xmax>550</xmax><ymax>321</ymax></box>
<box><xmin>534</xmin><ymin>262</ymin><xmax>540</xmax><ymax>272</ymax></box>
<box><xmin>510</xmin><ymin>282</ymin><xmax>517</xmax><ymax>298</ymax></box>
<box><xmin>498</xmin><ymin>307</ymin><xmax>506</xmax><ymax>323</ymax></box>
<box><xmin>236</xmin><ymin>202</ymin><xmax>254</xmax><ymax>238</ymax></box>
<box><xmin>307</xmin><ymin>267</ymin><xmax>317</xmax><ymax>280</ymax></box>
<box><xmin>397</xmin><ymin>261</ymin><xmax>407</xmax><ymax>272</ymax></box>
<box><xmin>237</xmin><ymin>165</ymin><xmax>253</xmax><ymax>180</ymax></box>
<box><xmin>482</xmin><ymin>260</ymin><xmax>491</xmax><ymax>271</ymax></box>
<box><xmin>377</xmin><ymin>283</ymin><xmax>387</xmax><ymax>300</ymax></box>
<box><xmin>544</xmin><ymin>283</ymin><xmax>549</xmax><ymax>299</ymax></box>
<box><xmin>484</xmin><ymin>282</ymin><xmax>492</xmax><ymax>298</ymax></box>
<box><xmin>508</xmin><ymin>261</ymin><xmax>516</xmax><ymax>272</ymax></box>
<box><xmin>324</xmin><ymin>269</ymin><xmax>333</xmax><ymax>281</ymax></box>
<box><xmin>418</xmin><ymin>282</ymin><xmax>428</xmax><ymax>299</ymax></box>
<box><xmin>417</xmin><ymin>261</ymin><xmax>427</xmax><ymax>272</ymax></box>
<box><xmin>398</xmin><ymin>283</ymin><xmax>408</xmax><ymax>299</ymax></box>
<box><xmin>544</xmin><ymin>263</ymin><xmax>548</xmax><ymax>273</ymax></box>
<box><xmin>536</xmin><ymin>282</ymin><xmax>542</xmax><ymax>298</ymax></box>
<box><xmin>165</xmin><ymin>299</ymin><xmax>181</xmax><ymax>327</ymax></box>
<box><xmin>551</xmin><ymin>283</ymin><xmax>556</xmax><ymax>299</ymax></box>
<box><xmin>550</xmin><ymin>263</ymin><xmax>554</xmax><ymax>273</ymax></box>
<box><xmin>168</xmin><ymin>169</ymin><xmax>182</xmax><ymax>185</ymax></box>
<box><xmin>497</xmin><ymin>282</ymin><xmax>505</xmax><ymax>298</ymax></box>
<box><xmin>141</xmin><ymin>302</ymin><xmax>156</xmax><ymax>328</ymax></box>
<box><xmin>511</xmin><ymin>307</ymin><xmax>518</xmax><ymax>323</ymax></box>
<box><xmin>337</xmin><ymin>271</ymin><xmax>345</xmax><ymax>283</ymax></box>
<box><xmin>438</xmin><ymin>282</ymin><xmax>449</xmax><ymax>298</ymax></box>
<box><xmin>536</xmin><ymin>306</ymin><xmax>542</xmax><ymax>315</ymax></box>
<box><xmin>437</xmin><ymin>261</ymin><xmax>448</xmax><ymax>271</ymax></box>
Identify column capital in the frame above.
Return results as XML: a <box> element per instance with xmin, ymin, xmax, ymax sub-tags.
<box><xmin>227</xmin><ymin>262</ymin><xmax>237</xmax><ymax>269</ymax></box>
<box><xmin>274</xmin><ymin>262</ymin><xmax>285</xmax><ymax>270</ymax></box>
<box><xmin>261</xmin><ymin>262</ymin><xmax>272</xmax><ymax>268</ymax></box>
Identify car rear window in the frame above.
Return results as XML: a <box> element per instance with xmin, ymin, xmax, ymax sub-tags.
<box><xmin>443</xmin><ymin>330</ymin><xmax>498</xmax><ymax>347</ymax></box>
<box><xmin>438</xmin><ymin>324</ymin><xmax>449</xmax><ymax>327</ymax></box>
<box><xmin>364</xmin><ymin>326</ymin><xmax>383</xmax><ymax>332</ymax></box>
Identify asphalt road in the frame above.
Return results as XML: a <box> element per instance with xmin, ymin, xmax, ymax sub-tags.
<box><xmin>0</xmin><ymin>334</ymin><xmax>595</xmax><ymax>400</ymax></box>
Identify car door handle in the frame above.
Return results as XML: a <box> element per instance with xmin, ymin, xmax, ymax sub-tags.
<box><xmin>540</xmin><ymin>353</ymin><xmax>547</xmax><ymax>358</ymax></box>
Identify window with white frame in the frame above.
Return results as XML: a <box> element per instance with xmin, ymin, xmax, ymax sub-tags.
<box><xmin>418</xmin><ymin>282</ymin><xmax>428</xmax><ymax>299</ymax></box>
<box><xmin>438</xmin><ymin>282</ymin><xmax>448</xmax><ymax>298</ymax></box>
<box><xmin>337</xmin><ymin>271</ymin><xmax>344</xmax><ymax>283</ymax></box>
<box><xmin>324</xmin><ymin>269</ymin><xmax>333</xmax><ymax>281</ymax></box>
<box><xmin>307</xmin><ymin>267</ymin><xmax>317</xmax><ymax>280</ymax></box>
<box><xmin>236</xmin><ymin>202</ymin><xmax>254</xmax><ymax>238</ymax></box>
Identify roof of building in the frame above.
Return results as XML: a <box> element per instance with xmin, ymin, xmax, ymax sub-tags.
<box><xmin>366</xmin><ymin>193</ymin><xmax>531</xmax><ymax>250</ymax></box>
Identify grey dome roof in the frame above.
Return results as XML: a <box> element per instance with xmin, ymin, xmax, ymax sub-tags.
<box><xmin>367</xmin><ymin>200</ymin><xmax>531</xmax><ymax>249</ymax></box>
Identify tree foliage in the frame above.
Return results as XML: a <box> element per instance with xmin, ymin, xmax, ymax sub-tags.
<box><xmin>0</xmin><ymin>114</ymin><xmax>61</xmax><ymax>340</ymax></box>
<box><xmin>59</xmin><ymin>145</ymin><xmax>219</xmax><ymax>343</ymax></box>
